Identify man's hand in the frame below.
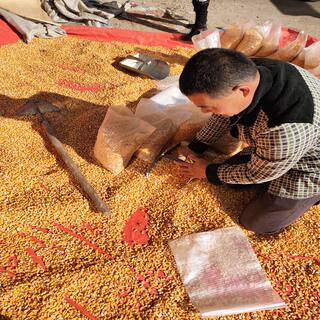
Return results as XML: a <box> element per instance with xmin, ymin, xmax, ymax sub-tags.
<box><xmin>178</xmin><ymin>154</ymin><xmax>208</xmax><ymax>179</ymax></box>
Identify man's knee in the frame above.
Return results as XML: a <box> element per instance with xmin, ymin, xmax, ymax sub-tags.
<box><xmin>239</xmin><ymin>192</ymin><xmax>317</xmax><ymax>235</ymax></box>
<box><xmin>239</xmin><ymin>192</ymin><xmax>287</xmax><ymax>235</ymax></box>
<box><xmin>239</xmin><ymin>212</ymin><xmax>281</xmax><ymax>235</ymax></box>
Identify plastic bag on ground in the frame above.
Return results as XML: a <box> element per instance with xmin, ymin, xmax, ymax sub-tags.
<box><xmin>291</xmin><ymin>50</ymin><xmax>305</xmax><ymax>67</ymax></box>
<box><xmin>94</xmin><ymin>105</ymin><xmax>155</xmax><ymax>174</ymax></box>
<box><xmin>192</xmin><ymin>29</ymin><xmax>221</xmax><ymax>51</ymax></box>
<box><xmin>220</xmin><ymin>23</ymin><xmax>245</xmax><ymax>49</ymax></box>
<box><xmin>268</xmin><ymin>30</ymin><xmax>307</xmax><ymax>62</ymax></box>
<box><xmin>292</xmin><ymin>40</ymin><xmax>320</xmax><ymax>68</ymax></box>
<box><xmin>235</xmin><ymin>25</ymin><xmax>264</xmax><ymax>56</ymax></box>
<box><xmin>308</xmin><ymin>65</ymin><xmax>320</xmax><ymax>79</ymax></box>
<box><xmin>255</xmin><ymin>22</ymin><xmax>282</xmax><ymax>57</ymax></box>
<box><xmin>135</xmin><ymin>99</ymin><xmax>177</xmax><ymax>162</ymax></box>
<box><xmin>304</xmin><ymin>41</ymin><xmax>320</xmax><ymax>70</ymax></box>
<box><xmin>169</xmin><ymin>227</ymin><xmax>286</xmax><ymax>317</ymax></box>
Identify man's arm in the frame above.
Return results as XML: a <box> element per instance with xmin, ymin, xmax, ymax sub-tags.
<box><xmin>188</xmin><ymin>114</ymin><xmax>231</xmax><ymax>154</ymax></box>
<box><xmin>206</xmin><ymin>123</ymin><xmax>314</xmax><ymax>185</ymax></box>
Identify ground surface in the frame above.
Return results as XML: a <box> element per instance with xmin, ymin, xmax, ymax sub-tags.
<box><xmin>0</xmin><ymin>1</ymin><xmax>319</xmax><ymax>319</ymax></box>
<box><xmin>112</xmin><ymin>0</ymin><xmax>320</xmax><ymax>38</ymax></box>
<box><xmin>0</xmin><ymin>35</ymin><xmax>319</xmax><ymax>320</ymax></box>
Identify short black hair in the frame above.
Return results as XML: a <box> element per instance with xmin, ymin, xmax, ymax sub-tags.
<box><xmin>179</xmin><ymin>48</ymin><xmax>257</xmax><ymax>97</ymax></box>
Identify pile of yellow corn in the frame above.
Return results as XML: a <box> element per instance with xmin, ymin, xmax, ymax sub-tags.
<box><xmin>0</xmin><ymin>37</ymin><xmax>319</xmax><ymax>320</ymax></box>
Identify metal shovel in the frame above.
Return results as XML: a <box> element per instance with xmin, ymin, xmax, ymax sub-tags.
<box><xmin>119</xmin><ymin>53</ymin><xmax>170</xmax><ymax>80</ymax></box>
<box><xmin>17</xmin><ymin>100</ymin><xmax>110</xmax><ymax>214</ymax></box>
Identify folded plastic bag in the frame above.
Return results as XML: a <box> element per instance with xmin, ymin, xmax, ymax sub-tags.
<box><xmin>169</xmin><ymin>227</ymin><xmax>286</xmax><ymax>317</ymax></box>
<box><xmin>94</xmin><ymin>105</ymin><xmax>155</xmax><ymax>174</ymax></box>
<box><xmin>135</xmin><ymin>99</ymin><xmax>177</xmax><ymax>162</ymax></box>
<box><xmin>192</xmin><ymin>29</ymin><xmax>221</xmax><ymax>51</ymax></box>
<box><xmin>255</xmin><ymin>22</ymin><xmax>282</xmax><ymax>57</ymax></box>
<box><xmin>268</xmin><ymin>30</ymin><xmax>307</xmax><ymax>62</ymax></box>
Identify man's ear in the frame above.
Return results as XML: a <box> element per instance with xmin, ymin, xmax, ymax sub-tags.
<box><xmin>233</xmin><ymin>85</ymin><xmax>250</xmax><ymax>97</ymax></box>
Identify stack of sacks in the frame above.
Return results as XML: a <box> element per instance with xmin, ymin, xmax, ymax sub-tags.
<box><xmin>192</xmin><ymin>21</ymin><xmax>320</xmax><ymax>79</ymax></box>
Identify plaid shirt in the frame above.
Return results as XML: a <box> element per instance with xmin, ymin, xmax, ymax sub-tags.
<box><xmin>189</xmin><ymin>61</ymin><xmax>320</xmax><ymax>199</ymax></box>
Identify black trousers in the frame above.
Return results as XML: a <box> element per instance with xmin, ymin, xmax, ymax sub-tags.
<box><xmin>239</xmin><ymin>192</ymin><xmax>320</xmax><ymax>235</ymax></box>
<box><xmin>192</xmin><ymin>0</ymin><xmax>210</xmax><ymax>29</ymax></box>
<box><xmin>223</xmin><ymin>153</ymin><xmax>320</xmax><ymax>235</ymax></box>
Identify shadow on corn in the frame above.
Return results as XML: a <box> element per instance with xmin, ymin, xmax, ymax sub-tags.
<box><xmin>1</xmin><ymin>92</ymin><xmax>117</xmax><ymax>213</ymax></box>
<box><xmin>135</xmin><ymin>48</ymin><xmax>190</xmax><ymax>66</ymax></box>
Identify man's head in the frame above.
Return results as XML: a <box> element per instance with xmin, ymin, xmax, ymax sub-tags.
<box><xmin>179</xmin><ymin>48</ymin><xmax>259</xmax><ymax>117</ymax></box>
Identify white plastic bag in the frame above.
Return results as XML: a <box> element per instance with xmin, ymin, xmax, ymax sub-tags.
<box><xmin>169</xmin><ymin>227</ymin><xmax>286</xmax><ymax>317</ymax></box>
<box><xmin>192</xmin><ymin>29</ymin><xmax>221</xmax><ymax>51</ymax></box>
<box><xmin>94</xmin><ymin>105</ymin><xmax>155</xmax><ymax>174</ymax></box>
<box><xmin>150</xmin><ymin>86</ymin><xmax>210</xmax><ymax>124</ymax></box>
<box><xmin>148</xmin><ymin>86</ymin><xmax>210</xmax><ymax>144</ymax></box>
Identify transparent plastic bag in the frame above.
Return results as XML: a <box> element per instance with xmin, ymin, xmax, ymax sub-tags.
<box><xmin>135</xmin><ymin>99</ymin><xmax>177</xmax><ymax>162</ymax></box>
<box><xmin>255</xmin><ymin>22</ymin><xmax>282</xmax><ymax>57</ymax></box>
<box><xmin>304</xmin><ymin>41</ymin><xmax>320</xmax><ymax>70</ymax></box>
<box><xmin>308</xmin><ymin>65</ymin><xmax>320</xmax><ymax>79</ymax></box>
<box><xmin>235</xmin><ymin>25</ymin><xmax>264</xmax><ymax>56</ymax></box>
<box><xmin>220</xmin><ymin>23</ymin><xmax>245</xmax><ymax>49</ymax></box>
<box><xmin>165</xmin><ymin>102</ymin><xmax>210</xmax><ymax>144</ymax></box>
<box><xmin>291</xmin><ymin>50</ymin><xmax>305</xmax><ymax>67</ymax></box>
<box><xmin>192</xmin><ymin>29</ymin><xmax>221</xmax><ymax>51</ymax></box>
<box><xmin>268</xmin><ymin>30</ymin><xmax>307</xmax><ymax>62</ymax></box>
<box><xmin>292</xmin><ymin>40</ymin><xmax>320</xmax><ymax>68</ymax></box>
<box><xmin>169</xmin><ymin>227</ymin><xmax>286</xmax><ymax>317</ymax></box>
<box><xmin>94</xmin><ymin>105</ymin><xmax>155</xmax><ymax>174</ymax></box>
<box><xmin>236</xmin><ymin>20</ymin><xmax>272</xmax><ymax>57</ymax></box>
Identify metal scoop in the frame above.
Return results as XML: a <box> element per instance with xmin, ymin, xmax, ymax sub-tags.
<box><xmin>119</xmin><ymin>53</ymin><xmax>170</xmax><ymax>80</ymax></box>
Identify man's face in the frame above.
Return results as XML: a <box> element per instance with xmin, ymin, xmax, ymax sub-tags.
<box><xmin>188</xmin><ymin>87</ymin><xmax>252</xmax><ymax>117</ymax></box>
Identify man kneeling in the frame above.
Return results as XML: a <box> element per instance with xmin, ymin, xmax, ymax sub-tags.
<box><xmin>177</xmin><ymin>48</ymin><xmax>320</xmax><ymax>235</ymax></box>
